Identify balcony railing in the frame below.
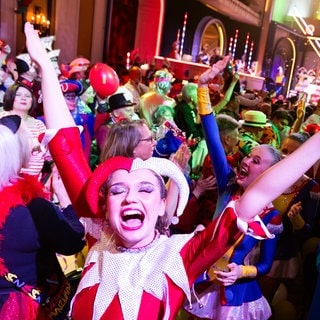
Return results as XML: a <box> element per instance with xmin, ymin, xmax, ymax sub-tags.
<box><xmin>198</xmin><ymin>0</ymin><xmax>262</xmax><ymax>26</ymax></box>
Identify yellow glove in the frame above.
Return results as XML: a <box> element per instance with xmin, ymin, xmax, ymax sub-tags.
<box><xmin>198</xmin><ymin>87</ymin><xmax>212</xmax><ymax>115</ymax></box>
<box><xmin>239</xmin><ymin>265</ymin><xmax>257</xmax><ymax>278</ymax></box>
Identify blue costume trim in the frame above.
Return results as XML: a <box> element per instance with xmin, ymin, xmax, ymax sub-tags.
<box><xmin>201</xmin><ymin>114</ymin><xmax>236</xmax><ymax>218</ymax></box>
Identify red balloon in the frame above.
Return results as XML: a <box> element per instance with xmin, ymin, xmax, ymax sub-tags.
<box><xmin>89</xmin><ymin>63</ymin><xmax>119</xmax><ymax>98</ymax></box>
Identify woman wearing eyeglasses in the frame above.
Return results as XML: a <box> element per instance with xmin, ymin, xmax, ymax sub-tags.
<box><xmin>100</xmin><ymin>119</ymin><xmax>157</xmax><ymax>162</ymax></box>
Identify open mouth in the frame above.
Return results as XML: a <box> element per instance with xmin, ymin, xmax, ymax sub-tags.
<box><xmin>121</xmin><ymin>210</ymin><xmax>145</xmax><ymax>230</ymax></box>
<box><xmin>237</xmin><ymin>167</ymin><xmax>248</xmax><ymax>179</ymax></box>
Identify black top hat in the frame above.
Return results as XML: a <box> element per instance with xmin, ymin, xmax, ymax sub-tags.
<box><xmin>14</xmin><ymin>58</ymin><xmax>29</xmax><ymax>74</ymax></box>
<box><xmin>108</xmin><ymin>93</ymin><xmax>136</xmax><ymax>113</ymax></box>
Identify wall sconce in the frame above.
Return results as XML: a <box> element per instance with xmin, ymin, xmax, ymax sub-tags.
<box><xmin>29</xmin><ymin>5</ymin><xmax>50</xmax><ymax>36</ymax></box>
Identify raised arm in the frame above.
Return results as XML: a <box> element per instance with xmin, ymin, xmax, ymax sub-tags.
<box><xmin>24</xmin><ymin>22</ymin><xmax>94</xmax><ymax>217</ymax></box>
<box><xmin>290</xmin><ymin>95</ymin><xmax>306</xmax><ymax>133</ymax></box>
<box><xmin>197</xmin><ymin>56</ymin><xmax>236</xmax><ymax>213</ymax></box>
<box><xmin>236</xmin><ymin>131</ymin><xmax>320</xmax><ymax>220</ymax></box>
<box><xmin>24</xmin><ymin>22</ymin><xmax>74</xmax><ymax>129</ymax></box>
<box><xmin>213</xmin><ymin>73</ymin><xmax>239</xmax><ymax>114</ymax></box>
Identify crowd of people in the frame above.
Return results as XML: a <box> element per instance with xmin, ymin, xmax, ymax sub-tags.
<box><xmin>0</xmin><ymin>22</ymin><xmax>319</xmax><ymax>320</ymax></box>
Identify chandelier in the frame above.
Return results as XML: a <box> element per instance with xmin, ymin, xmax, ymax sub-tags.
<box><xmin>29</xmin><ymin>5</ymin><xmax>50</xmax><ymax>36</ymax></box>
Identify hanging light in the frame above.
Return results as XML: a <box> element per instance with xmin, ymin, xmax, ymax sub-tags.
<box><xmin>29</xmin><ymin>5</ymin><xmax>50</xmax><ymax>36</ymax></box>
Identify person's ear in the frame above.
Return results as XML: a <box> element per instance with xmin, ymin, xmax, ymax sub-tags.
<box><xmin>221</xmin><ymin>134</ymin><xmax>229</xmax><ymax>147</ymax></box>
<box><xmin>224</xmin><ymin>134</ymin><xmax>231</xmax><ymax>146</ymax></box>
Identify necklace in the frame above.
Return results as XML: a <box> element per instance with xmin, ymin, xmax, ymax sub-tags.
<box><xmin>116</xmin><ymin>231</ymin><xmax>160</xmax><ymax>253</ymax></box>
